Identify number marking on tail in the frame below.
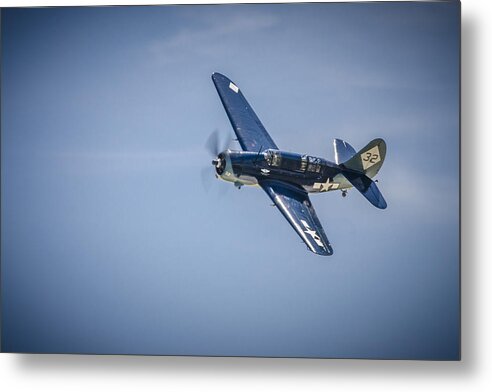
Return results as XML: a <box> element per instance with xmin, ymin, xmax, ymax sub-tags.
<box><xmin>361</xmin><ymin>146</ymin><xmax>381</xmax><ymax>170</ymax></box>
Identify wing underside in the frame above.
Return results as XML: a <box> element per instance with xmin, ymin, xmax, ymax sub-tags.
<box><xmin>260</xmin><ymin>180</ymin><xmax>333</xmax><ymax>256</ymax></box>
<box><xmin>212</xmin><ymin>73</ymin><xmax>278</xmax><ymax>152</ymax></box>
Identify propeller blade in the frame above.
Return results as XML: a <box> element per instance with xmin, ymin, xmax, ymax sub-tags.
<box><xmin>205</xmin><ymin>129</ymin><xmax>220</xmax><ymax>156</ymax></box>
<box><xmin>201</xmin><ymin>166</ymin><xmax>214</xmax><ymax>192</ymax></box>
<box><xmin>201</xmin><ymin>165</ymin><xmax>230</xmax><ymax>196</ymax></box>
<box><xmin>222</xmin><ymin>132</ymin><xmax>233</xmax><ymax>152</ymax></box>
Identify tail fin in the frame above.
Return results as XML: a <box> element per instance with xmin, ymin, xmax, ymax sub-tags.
<box><xmin>341</xmin><ymin>138</ymin><xmax>386</xmax><ymax>179</ymax></box>
<box><xmin>333</xmin><ymin>139</ymin><xmax>356</xmax><ymax>164</ymax></box>
<box><xmin>339</xmin><ymin>138</ymin><xmax>387</xmax><ymax>209</ymax></box>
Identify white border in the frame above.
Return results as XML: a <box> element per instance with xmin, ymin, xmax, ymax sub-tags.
<box><xmin>2</xmin><ymin>0</ymin><xmax>492</xmax><ymax>391</ymax></box>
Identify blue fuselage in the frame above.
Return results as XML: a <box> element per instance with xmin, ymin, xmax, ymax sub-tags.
<box><xmin>215</xmin><ymin>149</ymin><xmax>352</xmax><ymax>192</ymax></box>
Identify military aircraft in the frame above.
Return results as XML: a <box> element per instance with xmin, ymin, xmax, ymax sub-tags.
<box><xmin>209</xmin><ymin>72</ymin><xmax>387</xmax><ymax>256</ymax></box>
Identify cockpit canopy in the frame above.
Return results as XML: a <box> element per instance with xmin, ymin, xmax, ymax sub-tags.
<box><xmin>264</xmin><ymin>149</ymin><xmax>322</xmax><ymax>173</ymax></box>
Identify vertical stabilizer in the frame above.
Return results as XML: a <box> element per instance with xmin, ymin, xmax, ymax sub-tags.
<box><xmin>333</xmin><ymin>139</ymin><xmax>357</xmax><ymax>164</ymax></box>
<box><xmin>340</xmin><ymin>138</ymin><xmax>386</xmax><ymax>179</ymax></box>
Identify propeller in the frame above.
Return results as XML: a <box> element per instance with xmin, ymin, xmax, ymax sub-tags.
<box><xmin>205</xmin><ymin>129</ymin><xmax>220</xmax><ymax>157</ymax></box>
<box><xmin>201</xmin><ymin>166</ymin><xmax>214</xmax><ymax>192</ymax></box>
<box><xmin>205</xmin><ymin>129</ymin><xmax>232</xmax><ymax>157</ymax></box>
<box><xmin>202</xmin><ymin>129</ymin><xmax>233</xmax><ymax>192</ymax></box>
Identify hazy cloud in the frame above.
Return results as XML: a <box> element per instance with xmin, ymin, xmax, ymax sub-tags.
<box><xmin>148</xmin><ymin>11</ymin><xmax>279</xmax><ymax>65</ymax></box>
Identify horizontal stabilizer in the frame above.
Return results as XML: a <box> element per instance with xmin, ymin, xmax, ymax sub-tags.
<box><xmin>343</xmin><ymin>172</ymin><xmax>387</xmax><ymax>209</ymax></box>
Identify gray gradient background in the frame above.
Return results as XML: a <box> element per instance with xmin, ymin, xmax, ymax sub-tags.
<box><xmin>1</xmin><ymin>2</ymin><xmax>459</xmax><ymax>359</ymax></box>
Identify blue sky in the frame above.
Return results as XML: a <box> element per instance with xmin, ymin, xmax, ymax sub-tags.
<box><xmin>1</xmin><ymin>2</ymin><xmax>460</xmax><ymax>358</ymax></box>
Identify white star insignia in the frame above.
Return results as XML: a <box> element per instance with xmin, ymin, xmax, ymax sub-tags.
<box><xmin>300</xmin><ymin>220</ymin><xmax>325</xmax><ymax>249</ymax></box>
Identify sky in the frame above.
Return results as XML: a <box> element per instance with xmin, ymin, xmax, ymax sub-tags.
<box><xmin>1</xmin><ymin>2</ymin><xmax>460</xmax><ymax>359</ymax></box>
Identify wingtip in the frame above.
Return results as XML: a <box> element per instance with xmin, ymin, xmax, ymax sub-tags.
<box><xmin>312</xmin><ymin>245</ymin><xmax>334</xmax><ymax>256</ymax></box>
<box><xmin>212</xmin><ymin>72</ymin><xmax>226</xmax><ymax>80</ymax></box>
<box><xmin>212</xmin><ymin>72</ymin><xmax>235</xmax><ymax>85</ymax></box>
<box><xmin>376</xmin><ymin>193</ymin><xmax>388</xmax><ymax>209</ymax></box>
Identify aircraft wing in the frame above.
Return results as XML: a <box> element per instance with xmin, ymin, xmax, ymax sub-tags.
<box><xmin>260</xmin><ymin>180</ymin><xmax>333</xmax><ymax>256</ymax></box>
<box><xmin>212</xmin><ymin>73</ymin><xmax>278</xmax><ymax>152</ymax></box>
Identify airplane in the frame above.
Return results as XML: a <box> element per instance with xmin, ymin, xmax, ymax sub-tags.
<box><xmin>209</xmin><ymin>72</ymin><xmax>387</xmax><ymax>256</ymax></box>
